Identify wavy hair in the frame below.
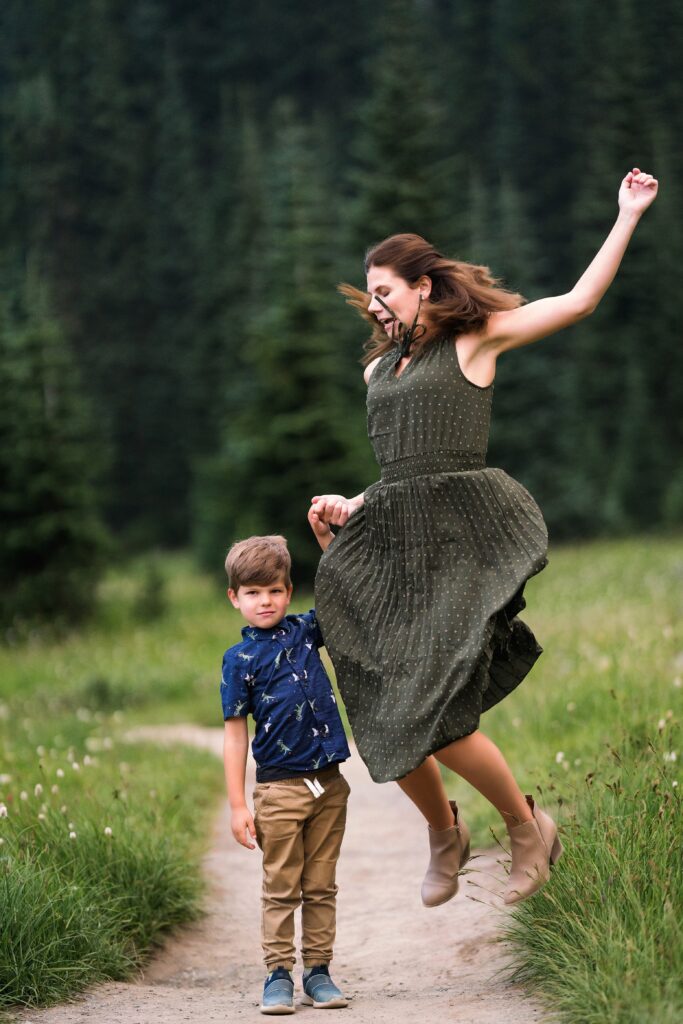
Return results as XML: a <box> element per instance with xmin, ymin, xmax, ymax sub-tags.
<box><xmin>338</xmin><ymin>233</ymin><xmax>525</xmax><ymax>365</ymax></box>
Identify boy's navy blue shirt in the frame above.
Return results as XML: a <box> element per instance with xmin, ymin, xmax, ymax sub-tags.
<box><xmin>221</xmin><ymin>610</ymin><xmax>350</xmax><ymax>782</ymax></box>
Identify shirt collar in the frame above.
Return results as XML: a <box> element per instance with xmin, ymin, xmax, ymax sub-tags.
<box><xmin>241</xmin><ymin>617</ymin><xmax>292</xmax><ymax>642</ymax></box>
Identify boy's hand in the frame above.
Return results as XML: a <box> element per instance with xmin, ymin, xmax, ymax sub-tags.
<box><xmin>231</xmin><ymin>805</ymin><xmax>257</xmax><ymax>850</ymax></box>
<box><xmin>308</xmin><ymin>504</ymin><xmax>335</xmax><ymax>551</ymax></box>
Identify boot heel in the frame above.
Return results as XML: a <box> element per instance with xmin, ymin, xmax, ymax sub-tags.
<box><xmin>550</xmin><ymin>834</ymin><xmax>564</xmax><ymax>864</ymax></box>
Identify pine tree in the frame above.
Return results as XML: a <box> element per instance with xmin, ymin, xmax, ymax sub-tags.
<box><xmin>193</xmin><ymin>102</ymin><xmax>371</xmax><ymax>583</ymax></box>
<box><xmin>347</xmin><ymin>0</ymin><xmax>446</xmax><ymax>251</ymax></box>
<box><xmin>0</xmin><ymin>268</ymin><xmax>108</xmax><ymax>630</ymax></box>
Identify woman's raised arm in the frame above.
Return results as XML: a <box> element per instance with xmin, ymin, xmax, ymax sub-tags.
<box><xmin>481</xmin><ymin>168</ymin><xmax>658</xmax><ymax>356</ymax></box>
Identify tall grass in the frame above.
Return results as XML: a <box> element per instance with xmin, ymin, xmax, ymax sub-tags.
<box><xmin>0</xmin><ymin>717</ymin><xmax>221</xmax><ymax>1008</ymax></box>
<box><xmin>504</xmin><ymin>726</ymin><xmax>682</xmax><ymax>1023</ymax></box>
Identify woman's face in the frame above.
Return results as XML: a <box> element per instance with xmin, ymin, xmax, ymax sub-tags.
<box><xmin>366</xmin><ymin>265</ymin><xmax>429</xmax><ymax>336</ymax></box>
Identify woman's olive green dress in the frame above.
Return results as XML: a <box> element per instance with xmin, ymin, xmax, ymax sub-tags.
<box><xmin>314</xmin><ymin>338</ymin><xmax>548</xmax><ymax>784</ymax></box>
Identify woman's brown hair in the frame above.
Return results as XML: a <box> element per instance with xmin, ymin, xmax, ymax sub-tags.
<box><xmin>338</xmin><ymin>233</ymin><xmax>525</xmax><ymax>366</ymax></box>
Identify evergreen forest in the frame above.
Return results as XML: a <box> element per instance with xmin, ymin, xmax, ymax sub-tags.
<box><xmin>2</xmin><ymin>0</ymin><xmax>682</xmax><ymax>622</ymax></box>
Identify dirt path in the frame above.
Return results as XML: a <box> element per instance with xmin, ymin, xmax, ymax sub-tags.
<box><xmin>16</xmin><ymin>725</ymin><xmax>554</xmax><ymax>1024</ymax></box>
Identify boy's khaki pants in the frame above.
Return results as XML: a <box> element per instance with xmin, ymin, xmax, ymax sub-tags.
<box><xmin>253</xmin><ymin>767</ymin><xmax>350</xmax><ymax>971</ymax></box>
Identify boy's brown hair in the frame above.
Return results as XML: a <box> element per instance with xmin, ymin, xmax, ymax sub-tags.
<box><xmin>225</xmin><ymin>535</ymin><xmax>292</xmax><ymax>590</ymax></box>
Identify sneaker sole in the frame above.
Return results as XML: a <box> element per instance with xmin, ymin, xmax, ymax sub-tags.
<box><xmin>300</xmin><ymin>994</ymin><xmax>349</xmax><ymax>1009</ymax></box>
<box><xmin>260</xmin><ymin>1004</ymin><xmax>295</xmax><ymax>1015</ymax></box>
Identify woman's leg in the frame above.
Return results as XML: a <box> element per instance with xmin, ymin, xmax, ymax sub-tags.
<box><xmin>395</xmin><ymin>755</ymin><xmax>454</xmax><ymax>830</ymax></box>
<box><xmin>434</xmin><ymin>731</ymin><xmax>533</xmax><ymax>829</ymax></box>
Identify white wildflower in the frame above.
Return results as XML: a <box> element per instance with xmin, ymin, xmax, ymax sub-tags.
<box><xmin>103</xmin><ymin>737</ymin><xmax>113</xmax><ymax>750</ymax></box>
<box><xmin>68</xmin><ymin>822</ymin><xmax>74</xmax><ymax>830</ymax></box>
<box><xmin>673</xmin><ymin>781</ymin><xmax>679</xmax><ymax>789</ymax></box>
<box><xmin>566</xmin><ymin>702</ymin><xmax>576</xmax><ymax>712</ymax></box>
<box><xmin>0</xmin><ymin>836</ymin><xmax>4</xmax><ymax>844</ymax></box>
<box><xmin>34</xmin><ymin>783</ymin><xmax>43</xmax><ymax>797</ymax></box>
<box><xmin>83</xmin><ymin>755</ymin><xmax>92</xmax><ymax>766</ymax></box>
<box><xmin>36</xmin><ymin>745</ymin><xmax>46</xmax><ymax>757</ymax></box>
<box><xmin>0</xmin><ymin>804</ymin><xmax>7</xmax><ymax>818</ymax></box>
<box><xmin>38</xmin><ymin>813</ymin><xmax>46</xmax><ymax>821</ymax></box>
<box><xmin>20</xmin><ymin>790</ymin><xmax>28</xmax><ymax>801</ymax></box>
<box><xmin>555</xmin><ymin>751</ymin><xmax>565</xmax><ymax>764</ymax></box>
<box><xmin>51</xmin><ymin>784</ymin><xmax>59</xmax><ymax>794</ymax></box>
<box><xmin>673</xmin><ymin>677</ymin><xmax>682</xmax><ymax>689</ymax></box>
<box><xmin>0</xmin><ymin>774</ymin><xmax>12</xmax><ymax>785</ymax></box>
<box><xmin>69</xmin><ymin>831</ymin><xmax>77</xmax><ymax>840</ymax></box>
<box><xmin>104</xmin><ymin>826</ymin><xmax>113</xmax><ymax>837</ymax></box>
<box><xmin>56</xmin><ymin>768</ymin><xmax>64</xmax><ymax>778</ymax></box>
<box><xmin>562</xmin><ymin>761</ymin><xmax>570</xmax><ymax>771</ymax></box>
<box><xmin>663</xmin><ymin>751</ymin><xmax>678</xmax><ymax>763</ymax></box>
<box><xmin>72</xmin><ymin>762</ymin><xmax>80</xmax><ymax>771</ymax></box>
<box><xmin>60</xmin><ymin>805</ymin><xmax>67</xmax><ymax>814</ymax></box>
<box><xmin>658</xmin><ymin>719</ymin><xmax>666</xmax><ymax>732</ymax></box>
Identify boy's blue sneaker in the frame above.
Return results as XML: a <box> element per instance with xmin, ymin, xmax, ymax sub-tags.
<box><xmin>301</xmin><ymin>964</ymin><xmax>348</xmax><ymax>1009</ymax></box>
<box><xmin>261</xmin><ymin>967</ymin><xmax>295</xmax><ymax>1015</ymax></box>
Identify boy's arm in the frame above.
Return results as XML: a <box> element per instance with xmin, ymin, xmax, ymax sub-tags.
<box><xmin>307</xmin><ymin>504</ymin><xmax>334</xmax><ymax>551</ymax></box>
<box><xmin>224</xmin><ymin>717</ymin><xmax>257</xmax><ymax>850</ymax></box>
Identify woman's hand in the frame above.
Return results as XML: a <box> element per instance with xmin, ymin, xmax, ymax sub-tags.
<box><xmin>618</xmin><ymin>167</ymin><xmax>658</xmax><ymax>216</ymax></box>
<box><xmin>310</xmin><ymin>493</ymin><xmax>359</xmax><ymax>527</ymax></box>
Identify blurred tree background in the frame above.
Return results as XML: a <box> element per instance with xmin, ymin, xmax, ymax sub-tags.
<box><xmin>1</xmin><ymin>0</ymin><xmax>682</xmax><ymax>625</ymax></box>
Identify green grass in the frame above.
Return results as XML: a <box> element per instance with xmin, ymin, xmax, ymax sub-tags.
<box><xmin>0</xmin><ymin>713</ymin><xmax>222</xmax><ymax>1008</ymax></box>
<box><xmin>464</xmin><ymin>535</ymin><xmax>682</xmax><ymax>1024</ymax></box>
<box><xmin>1</xmin><ymin>538</ymin><xmax>682</xmax><ymax>1018</ymax></box>
<box><xmin>503</xmin><ymin>727</ymin><xmax>682</xmax><ymax>1024</ymax></box>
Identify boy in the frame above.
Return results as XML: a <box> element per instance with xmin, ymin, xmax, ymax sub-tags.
<box><xmin>221</xmin><ymin>533</ymin><xmax>350</xmax><ymax>1014</ymax></box>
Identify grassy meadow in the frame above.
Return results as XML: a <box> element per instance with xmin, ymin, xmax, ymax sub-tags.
<box><xmin>1</xmin><ymin>537</ymin><xmax>682</xmax><ymax>1019</ymax></box>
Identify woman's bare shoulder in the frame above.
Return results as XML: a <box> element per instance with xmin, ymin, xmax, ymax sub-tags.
<box><xmin>364</xmin><ymin>356</ymin><xmax>383</xmax><ymax>385</ymax></box>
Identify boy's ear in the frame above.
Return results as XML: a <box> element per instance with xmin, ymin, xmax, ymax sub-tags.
<box><xmin>227</xmin><ymin>587</ymin><xmax>240</xmax><ymax>608</ymax></box>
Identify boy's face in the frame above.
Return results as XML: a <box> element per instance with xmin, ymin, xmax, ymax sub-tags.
<box><xmin>227</xmin><ymin>578</ymin><xmax>293</xmax><ymax>629</ymax></box>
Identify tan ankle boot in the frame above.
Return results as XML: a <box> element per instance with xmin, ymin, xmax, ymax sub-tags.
<box><xmin>421</xmin><ymin>800</ymin><xmax>471</xmax><ymax>907</ymax></box>
<box><xmin>504</xmin><ymin>794</ymin><xmax>564</xmax><ymax>905</ymax></box>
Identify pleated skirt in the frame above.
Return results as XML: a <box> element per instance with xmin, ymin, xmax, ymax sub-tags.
<box><xmin>314</xmin><ymin>467</ymin><xmax>548</xmax><ymax>783</ymax></box>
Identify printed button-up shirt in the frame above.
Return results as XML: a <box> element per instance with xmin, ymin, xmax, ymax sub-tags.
<box><xmin>220</xmin><ymin>610</ymin><xmax>350</xmax><ymax>780</ymax></box>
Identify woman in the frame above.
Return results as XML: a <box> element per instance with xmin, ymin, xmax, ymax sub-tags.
<box><xmin>311</xmin><ymin>169</ymin><xmax>658</xmax><ymax>907</ymax></box>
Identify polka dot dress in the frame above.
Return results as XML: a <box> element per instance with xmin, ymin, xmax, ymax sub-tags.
<box><xmin>314</xmin><ymin>337</ymin><xmax>548</xmax><ymax>784</ymax></box>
